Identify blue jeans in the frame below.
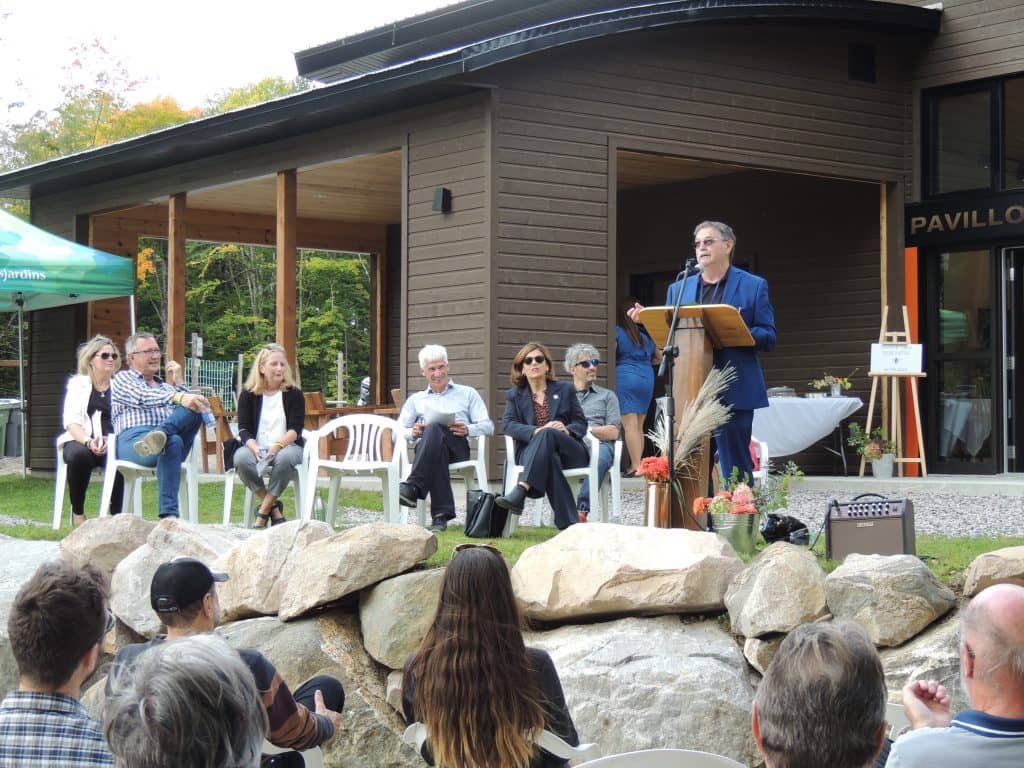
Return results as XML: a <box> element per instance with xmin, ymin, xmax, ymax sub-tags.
<box><xmin>577</xmin><ymin>441</ymin><xmax>615</xmax><ymax>514</ymax></box>
<box><xmin>117</xmin><ymin>406</ymin><xmax>202</xmax><ymax>517</ymax></box>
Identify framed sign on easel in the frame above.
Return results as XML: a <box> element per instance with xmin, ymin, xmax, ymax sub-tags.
<box><xmin>859</xmin><ymin>305</ymin><xmax>928</xmax><ymax>478</ymax></box>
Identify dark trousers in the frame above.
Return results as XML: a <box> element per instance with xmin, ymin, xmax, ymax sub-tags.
<box><xmin>519</xmin><ymin>429</ymin><xmax>589</xmax><ymax>530</ymax></box>
<box><xmin>293</xmin><ymin>674</ymin><xmax>345</xmax><ymax>715</ymax></box>
<box><xmin>714</xmin><ymin>408</ymin><xmax>755</xmax><ymax>486</ymax></box>
<box><xmin>63</xmin><ymin>441</ymin><xmax>123</xmax><ymax>516</ymax></box>
<box><xmin>406</xmin><ymin>423</ymin><xmax>469</xmax><ymax>521</ymax></box>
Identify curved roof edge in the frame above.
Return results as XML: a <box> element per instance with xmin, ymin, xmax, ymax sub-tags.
<box><xmin>297</xmin><ymin>0</ymin><xmax>941</xmax><ymax>83</ymax></box>
<box><xmin>0</xmin><ymin>0</ymin><xmax>939</xmax><ymax>200</ymax></box>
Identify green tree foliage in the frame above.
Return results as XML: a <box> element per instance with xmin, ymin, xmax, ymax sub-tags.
<box><xmin>203</xmin><ymin>76</ymin><xmax>310</xmax><ymax>116</ymax></box>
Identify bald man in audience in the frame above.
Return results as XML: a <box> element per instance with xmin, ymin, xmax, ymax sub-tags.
<box><xmin>885</xmin><ymin>582</ymin><xmax>1024</xmax><ymax>767</ymax></box>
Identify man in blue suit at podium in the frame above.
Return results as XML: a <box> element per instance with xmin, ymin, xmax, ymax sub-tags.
<box><xmin>660</xmin><ymin>220</ymin><xmax>776</xmax><ymax>485</ymax></box>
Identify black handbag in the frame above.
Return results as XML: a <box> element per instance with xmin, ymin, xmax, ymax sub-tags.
<box><xmin>760</xmin><ymin>513</ymin><xmax>810</xmax><ymax>545</ymax></box>
<box><xmin>465</xmin><ymin>489</ymin><xmax>508</xmax><ymax>538</ymax></box>
<box><xmin>222</xmin><ymin>437</ymin><xmax>242</xmax><ymax>471</ymax></box>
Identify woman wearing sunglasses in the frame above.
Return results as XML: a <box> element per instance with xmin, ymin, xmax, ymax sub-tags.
<box><xmin>403</xmin><ymin>545</ymin><xmax>579</xmax><ymax>768</ymax></box>
<box><xmin>496</xmin><ymin>342</ymin><xmax>589</xmax><ymax>529</ymax></box>
<box><xmin>56</xmin><ymin>334</ymin><xmax>124</xmax><ymax>526</ymax></box>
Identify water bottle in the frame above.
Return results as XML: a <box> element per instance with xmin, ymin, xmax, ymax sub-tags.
<box><xmin>201</xmin><ymin>409</ymin><xmax>216</xmax><ymax>428</ymax></box>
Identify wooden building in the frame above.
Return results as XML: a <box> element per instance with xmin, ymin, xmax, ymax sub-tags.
<box><xmin>1</xmin><ymin>0</ymin><xmax>1021</xmax><ymax>477</ymax></box>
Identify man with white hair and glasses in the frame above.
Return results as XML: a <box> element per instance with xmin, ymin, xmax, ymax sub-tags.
<box><xmin>398</xmin><ymin>344</ymin><xmax>493</xmax><ymax>532</ymax></box>
<box><xmin>884</xmin><ymin>582</ymin><xmax>1024</xmax><ymax>767</ymax></box>
<box><xmin>564</xmin><ymin>343</ymin><xmax>620</xmax><ymax>522</ymax></box>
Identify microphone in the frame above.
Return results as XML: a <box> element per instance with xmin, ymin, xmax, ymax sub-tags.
<box><xmin>689</xmin><ymin>262</ymin><xmax>705</xmax><ymax>276</ymax></box>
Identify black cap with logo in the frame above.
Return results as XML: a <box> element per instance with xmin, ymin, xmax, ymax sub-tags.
<box><xmin>150</xmin><ymin>557</ymin><xmax>229</xmax><ymax>614</ymax></box>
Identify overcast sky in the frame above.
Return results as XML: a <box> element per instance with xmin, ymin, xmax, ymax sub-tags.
<box><xmin>0</xmin><ymin>0</ymin><xmax>456</xmax><ymax>118</ymax></box>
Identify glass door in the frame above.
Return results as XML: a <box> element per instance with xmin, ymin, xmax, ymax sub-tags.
<box><xmin>1007</xmin><ymin>247</ymin><xmax>1024</xmax><ymax>472</ymax></box>
<box><xmin>924</xmin><ymin>248</ymin><xmax>999</xmax><ymax>473</ymax></box>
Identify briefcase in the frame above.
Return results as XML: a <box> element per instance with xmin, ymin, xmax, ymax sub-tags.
<box><xmin>826</xmin><ymin>493</ymin><xmax>915</xmax><ymax>561</ymax></box>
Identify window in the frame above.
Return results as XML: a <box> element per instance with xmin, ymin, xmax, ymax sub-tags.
<box><xmin>1004</xmin><ymin>77</ymin><xmax>1024</xmax><ymax>190</ymax></box>
<box><xmin>928</xmin><ymin>89</ymin><xmax>991</xmax><ymax>196</ymax></box>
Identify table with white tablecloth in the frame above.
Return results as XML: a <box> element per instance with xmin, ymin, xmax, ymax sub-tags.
<box><xmin>752</xmin><ymin>396</ymin><xmax>865</xmax><ymax>459</ymax></box>
<box><xmin>939</xmin><ymin>396</ymin><xmax>992</xmax><ymax>458</ymax></box>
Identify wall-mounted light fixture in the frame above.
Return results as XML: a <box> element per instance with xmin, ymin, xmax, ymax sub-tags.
<box><xmin>432</xmin><ymin>187</ymin><xmax>452</xmax><ymax>213</ymax></box>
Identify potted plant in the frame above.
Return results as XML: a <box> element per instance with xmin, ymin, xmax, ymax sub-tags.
<box><xmin>692</xmin><ymin>483</ymin><xmax>758</xmax><ymax>555</ymax></box>
<box><xmin>847</xmin><ymin>423</ymin><xmax>896</xmax><ymax>478</ymax></box>
<box><xmin>809</xmin><ymin>369</ymin><xmax>858</xmax><ymax>397</ymax></box>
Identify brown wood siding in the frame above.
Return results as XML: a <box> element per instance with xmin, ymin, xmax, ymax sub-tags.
<box><xmin>619</xmin><ymin>171</ymin><xmax>880</xmax><ymax>474</ymax></box>
<box><xmin>405</xmin><ymin>101</ymin><xmax>491</xmax><ymax>400</ymax></box>
<box><xmin>900</xmin><ymin>0</ymin><xmax>1024</xmax><ymax>87</ymax></box>
<box><xmin>487</xmin><ymin>23</ymin><xmax>915</xmax><ymax>454</ymax></box>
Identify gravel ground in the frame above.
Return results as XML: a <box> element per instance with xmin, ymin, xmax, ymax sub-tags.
<box><xmin>6</xmin><ymin>455</ymin><xmax>1022</xmax><ymax>538</ymax></box>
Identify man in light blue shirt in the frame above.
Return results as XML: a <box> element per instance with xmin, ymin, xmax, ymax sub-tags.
<box><xmin>398</xmin><ymin>344</ymin><xmax>493</xmax><ymax>532</ymax></box>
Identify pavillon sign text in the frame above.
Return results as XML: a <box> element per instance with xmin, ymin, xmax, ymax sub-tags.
<box><xmin>905</xmin><ymin>193</ymin><xmax>1024</xmax><ymax>247</ymax></box>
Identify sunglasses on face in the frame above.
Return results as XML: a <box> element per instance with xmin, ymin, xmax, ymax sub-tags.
<box><xmin>453</xmin><ymin>543</ymin><xmax>503</xmax><ymax>557</ymax></box>
<box><xmin>693</xmin><ymin>237</ymin><xmax>722</xmax><ymax>249</ymax></box>
<box><xmin>95</xmin><ymin>352</ymin><xmax>119</xmax><ymax>361</ymax></box>
<box><xmin>132</xmin><ymin>349</ymin><xmax>162</xmax><ymax>357</ymax></box>
<box><xmin>575</xmin><ymin>359</ymin><xmax>599</xmax><ymax>369</ymax></box>
<box><xmin>522</xmin><ymin>355</ymin><xmax>547</xmax><ymax>366</ymax></box>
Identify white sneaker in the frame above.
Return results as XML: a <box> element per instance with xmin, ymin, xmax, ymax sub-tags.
<box><xmin>133</xmin><ymin>430</ymin><xmax>167</xmax><ymax>457</ymax></box>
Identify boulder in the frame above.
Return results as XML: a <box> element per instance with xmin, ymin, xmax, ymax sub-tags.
<box><xmin>110</xmin><ymin>518</ymin><xmax>255</xmax><ymax>637</ymax></box>
<box><xmin>825</xmin><ymin>554</ymin><xmax>956</xmax><ymax>647</ymax></box>
<box><xmin>277</xmin><ymin>523</ymin><xmax>437</xmax><ymax>621</ymax></box>
<box><xmin>214</xmin><ymin>520</ymin><xmax>334</xmax><ymax>621</ymax></box>
<box><xmin>743</xmin><ymin>634</ymin><xmax>784</xmax><ymax>675</ymax></box>
<box><xmin>360</xmin><ymin>569</ymin><xmax>443</xmax><ymax>669</ymax></box>
<box><xmin>60</xmin><ymin>515</ymin><xmax>155</xmax><ymax>579</ymax></box>
<box><xmin>525</xmin><ymin>616</ymin><xmax>759</xmax><ymax>765</ymax></box>
<box><xmin>963</xmin><ymin>546</ymin><xmax>1024</xmax><ymax>596</ymax></box>
<box><xmin>725</xmin><ymin>543</ymin><xmax>828</xmax><ymax>638</ymax></box>
<box><xmin>219</xmin><ymin>610</ymin><xmax>421</xmax><ymax>768</ymax></box>
<box><xmin>0</xmin><ymin>537</ymin><xmax>61</xmax><ymax>695</ymax></box>
<box><xmin>386</xmin><ymin>670</ymin><xmax>404</xmax><ymax>714</ymax></box>
<box><xmin>511</xmin><ymin>523</ymin><xmax>744</xmax><ymax>622</ymax></box>
<box><xmin>879</xmin><ymin>608</ymin><xmax>969</xmax><ymax>714</ymax></box>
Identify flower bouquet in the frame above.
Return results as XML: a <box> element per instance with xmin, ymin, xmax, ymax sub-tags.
<box><xmin>636</xmin><ymin>455</ymin><xmax>670</xmax><ymax>483</ymax></box>
<box><xmin>809</xmin><ymin>369</ymin><xmax>857</xmax><ymax>396</ymax></box>
<box><xmin>694</xmin><ymin>483</ymin><xmax>759</xmax><ymax>555</ymax></box>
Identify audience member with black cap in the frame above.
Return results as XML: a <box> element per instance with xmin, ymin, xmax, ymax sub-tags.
<box><xmin>0</xmin><ymin>561</ymin><xmax>114</xmax><ymax>767</ymax></box>
<box><xmin>107</xmin><ymin>557</ymin><xmax>345</xmax><ymax>756</ymax></box>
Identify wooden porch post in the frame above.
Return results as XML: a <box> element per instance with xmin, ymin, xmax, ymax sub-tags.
<box><xmin>167</xmin><ymin>193</ymin><xmax>187</xmax><ymax>364</ymax></box>
<box><xmin>276</xmin><ymin>170</ymin><xmax>297</xmax><ymax>369</ymax></box>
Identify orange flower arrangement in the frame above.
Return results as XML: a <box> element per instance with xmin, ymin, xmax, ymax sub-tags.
<box><xmin>692</xmin><ymin>483</ymin><xmax>758</xmax><ymax>516</ymax></box>
<box><xmin>636</xmin><ymin>455</ymin><xmax>670</xmax><ymax>483</ymax></box>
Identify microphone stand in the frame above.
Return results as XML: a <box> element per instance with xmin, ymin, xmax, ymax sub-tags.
<box><xmin>657</xmin><ymin>259</ymin><xmax>697</xmax><ymax>528</ymax></box>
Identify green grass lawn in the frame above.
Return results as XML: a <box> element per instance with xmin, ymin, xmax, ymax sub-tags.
<box><xmin>4</xmin><ymin>474</ymin><xmax>1021</xmax><ymax>581</ymax></box>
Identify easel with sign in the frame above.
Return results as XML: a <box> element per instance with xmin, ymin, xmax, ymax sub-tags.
<box><xmin>859</xmin><ymin>306</ymin><xmax>928</xmax><ymax>478</ymax></box>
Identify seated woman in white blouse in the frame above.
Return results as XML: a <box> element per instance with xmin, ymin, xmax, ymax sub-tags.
<box><xmin>233</xmin><ymin>344</ymin><xmax>305</xmax><ymax>528</ymax></box>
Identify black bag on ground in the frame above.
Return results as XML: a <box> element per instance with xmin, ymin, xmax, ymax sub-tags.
<box><xmin>465</xmin><ymin>490</ymin><xmax>508</xmax><ymax>538</ymax></box>
<box><xmin>222</xmin><ymin>437</ymin><xmax>242</xmax><ymax>471</ymax></box>
<box><xmin>760</xmin><ymin>513</ymin><xmax>810</xmax><ymax>545</ymax></box>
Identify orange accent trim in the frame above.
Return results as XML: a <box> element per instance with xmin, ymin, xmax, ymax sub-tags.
<box><xmin>904</xmin><ymin>247</ymin><xmax>921</xmax><ymax>476</ymax></box>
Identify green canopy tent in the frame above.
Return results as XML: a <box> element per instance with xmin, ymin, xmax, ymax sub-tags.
<box><xmin>0</xmin><ymin>209</ymin><xmax>135</xmax><ymax>474</ymax></box>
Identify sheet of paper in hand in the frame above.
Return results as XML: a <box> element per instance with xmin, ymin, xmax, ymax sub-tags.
<box><xmin>422</xmin><ymin>406</ymin><xmax>456</xmax><ymax>426</ymax></box>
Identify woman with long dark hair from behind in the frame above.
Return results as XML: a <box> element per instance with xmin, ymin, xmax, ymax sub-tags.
<box><xmin>403</xmin><ymin>545</ymin><xmax>579</xmax><ymax>768</ymax></box>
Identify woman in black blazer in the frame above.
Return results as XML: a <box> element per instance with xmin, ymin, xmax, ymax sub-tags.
<box><xmin>234</xmin><ymin>343</ymin><xmax>305</xmax><ymax>527</ymax></box>
<box><xmin>497</xmin><ymin>341</ymin><xmax>590</xmax><ymax>529</ymax></box>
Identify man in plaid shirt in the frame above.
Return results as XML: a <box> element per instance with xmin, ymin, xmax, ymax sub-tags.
<box><xmin>111</xmin><ymin>332</ymin><xmax>210</xmax><ymax>518</ymax></box>
<box><xmin>0</xmin><ymin>561</ymin><xmax>114</xmax><ymax>767</ymax></box>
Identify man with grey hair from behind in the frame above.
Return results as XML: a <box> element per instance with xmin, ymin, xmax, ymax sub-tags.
<box><xmin>104</xmin><ymin>634</ymin><xmax>268</xmax><ymax>768</ymax></box>
<box><xmin>884</xmin><ymin>582</ymin><xmax>1024</xmax><ymax>767</ymax></box>
<box><xmin>398</xmin><ymin>344</ymin><xmax>493</xmax><ymax>532</ymax></box>
<box><xmin>753</xmin><ymin>620</ymin><xmax>887</xmax><ymax>768</ymax></box>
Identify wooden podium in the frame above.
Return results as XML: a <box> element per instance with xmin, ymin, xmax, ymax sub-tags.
<box><xmin>638</xmin><ymin>304</ymin><xmax>755</xmax><ymax>529</ymax></box>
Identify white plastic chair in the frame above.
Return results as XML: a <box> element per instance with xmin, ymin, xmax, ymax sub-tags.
<box><xmin>403</xmin><ymin>722</ymin><xmax>598</xmax><ymax>763</ymax></box>
<box><xmin>503</xmin><ymin>431</ymin><xmax>622</xmax><ymax>533</ymax></box>
<box><xmin>404</xmin><ymin>433</ymin><xmax>489</xmax><ymax>527</ymax></box>
<box><xmin>261</xmin><ymin>740</ymin><xmax>324</xmax><ymax>768</ymax></box>
<box><xmin>98</xmin><ymin>432</ymin><xmax>201</xmax><ymax>523</ymax></box>
<box><xmin>577</xmin><ymin>748</ymin><xmax>744</xmax><ymax>767</ymax></box>
<box><xmin>886</xmin><ymin>701</ymin><xmax>911</xmax><ymax>739</ymax></box>
<box><xmin>302</xmin><ymin>414</ymin><xmax>403</xmax><ymax>525</ymax></box>
<box><xmin>51</xmin><ymin>443</ymin><xmax>107</xmax><ymax>529</ymax></box>
<box><xmin>221</xmin><ymin>430</ymin><xmax>312</xmax><ymax>527</ymax></box>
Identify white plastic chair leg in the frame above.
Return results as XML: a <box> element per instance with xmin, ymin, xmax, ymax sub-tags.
<box><xmin>52</xmin><ymin>448</ymin><xmax>68</xmax><ymax>530</ymax></box>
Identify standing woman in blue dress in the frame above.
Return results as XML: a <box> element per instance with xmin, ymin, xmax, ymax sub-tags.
<box><xmin>615</xmin><ymin>297</ymin><xmax>661</xmax><ymax>476</ymax></box>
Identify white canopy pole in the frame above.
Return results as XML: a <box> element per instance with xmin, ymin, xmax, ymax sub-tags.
<box><xmin>129</xmin><ymin>294</ymin><xmax>137</xmax><ymax>334</ymax></box>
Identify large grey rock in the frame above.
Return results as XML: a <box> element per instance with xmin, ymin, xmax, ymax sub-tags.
<box><xmin>963</xmin><ymin>546</ymin><xmax>1024</xmax><ymax>596</ymax></box>
<box><xmin>219</xmin><ymin>610</ymin><xmax>420</xmax><ymax>768</ymax></box>
<box><xmin>743</xmin><ymin>634</ymin><xmax>785</xmax><ymax>675</ymax></box>
<box><xmin>725</xmin><ymin>543</ymin><xmax>828</xmax><ymax>638</ymax></box>
<box><xmin>110</xmin><ymin>518</ymin><xmax>255</xmax><ymax>637</ymax></box>
<box><xmin>511</xmin><ymin>523</ymin><xmax>744</xmax><ymax>622</ymax></box>
<box><xmin>825</xmin><ymin>554</ymin><xmax>956</xmax><ymax>647</ymax></box>
<box><xmin>360</xmin><ymin>569</ymin><xmax>443</xmax><ymax>669</ymax></box>
<box><xmin>0</xmin><ymin>537</ymin><xmax>61</xmax><ymax>694</ymax></box>
<box><xmin>525</xmin><ymin>616</ymin><xmax>759</xmax><ymax>765</ymax></box>
<box><xmin>879</xmin><ymin>608</ymin><xmax>969</xmax><ymax>714</ymax></box>
<box><xmin>60</xmin><ymin>515</ymin><xmax>155</xmax><ymax>579</ymax></box>
<box><xmin>277</xmin><ymin>523</ymin><xmax>437</xmax><ymax>621</ymax></box>
<box><xmin>386</xmin><ymin>670</ymin><xmax>404</xmax><ymax>714</ymax></box>
<box><xmin>214</xmin><ymin>519</ymin><xmax>333</xmax><ymax>621</ymax></box>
